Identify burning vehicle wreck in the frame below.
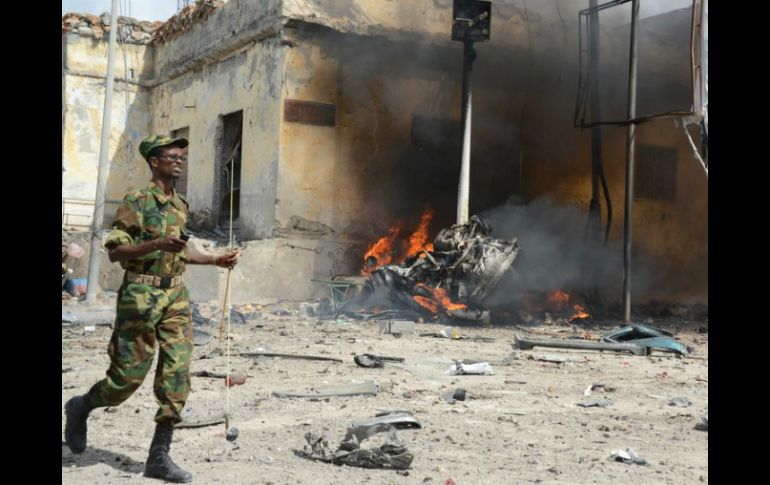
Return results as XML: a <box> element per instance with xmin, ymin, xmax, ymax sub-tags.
<box><xmin>332</xmin><ymin>215</ymin><xmax>519</xmax><ymax>323</ymax></box>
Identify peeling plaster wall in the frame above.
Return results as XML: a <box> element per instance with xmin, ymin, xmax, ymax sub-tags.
<box><xmin>282</xmin><ymin>0</ymin><xmax>561</xmax><ymax>48</ymax></box>
<box><xmin>62</xmin><ymin>33</ymin><xmax>153</xmax><ymax>229</ymax></box>
<box><xmin>150</xmin><ymin>0</ymin><xmax>287</xmax><ymax>240</ymax></box>
<box><xmin>151</xmin><ymin>39</ymin><xmax>284</xmax><ymax>240</ymax></box>
<box><xmin>154</xmin><ymin>0</ymin><xmax>284</xmax><ymax>84</ymax></box>
<box><xmin>276</xmin><ymin>39</ymin><xmax>340</xmax><ymax>231</ymax></box>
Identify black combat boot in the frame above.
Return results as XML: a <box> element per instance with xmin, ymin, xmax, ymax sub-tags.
<box><xmin>144</xmin><ymin>423</ymin><xmax>193</xmax><ymax>483</ymax></box>
<box><xmin>64</xmin><ymin>394</ymin><xmax>93</xmax><ymax>454</ymax></box>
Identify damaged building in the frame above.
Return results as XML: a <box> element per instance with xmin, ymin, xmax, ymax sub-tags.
<box><xmin>62</xmin><ymin>0</ymin><xmax>707</xmax><ymax>316</ymax></box>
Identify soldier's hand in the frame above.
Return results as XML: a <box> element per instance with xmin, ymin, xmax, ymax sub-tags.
<box><xmin>214</xmin><ymin>249</ymin><xmax>241</xmax><ymax>269</ymax></box>
<box><xmin>155</xmin><ymin>236</ymin><xmax>187</xmax><ymax>253</ymax></box>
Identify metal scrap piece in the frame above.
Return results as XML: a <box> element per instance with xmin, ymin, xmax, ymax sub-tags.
<box><xmin>609</xmin><ymin>448</ymin><xmax>647</xmax><ymax>465</ymax></box>
<box><xmin>193</xmin><ymin>329</ymin><xmax>212</xmax><ymax>346</ymax></box>
<box><xmin>273</xmin><ymin>380</ymin><xmax>379</xmax><ymax>398</ymax></box>
<box><xmin>577</xmin><ymin>399</ymin><xmax>614</xmax><ymax>408</ymax></box>
<box><xmin>694</xmin><ymin>414</ymin><xmax>708</xmax><ymax>431</ymax></box>
<box><xmin>537</xmin><ymin>354</ymin><xmax>568</xmax><ymax>364</ymax></box>
<box><xmin>174</xmin><ymin>413</ymin><xmax>227</xmax><ymax>429</ymax></box>
<box><xmin>354</xmin><ymin>354</ymin><xmax>405</xmax><ymax>368</ymax></box>
<box><xmin>297</xmin><ymin>426</ymin><xmax>414</xmax><ymax>470</ymax></box>
<box><xmin>442</xmin><ymin>388</ymin><xmax>467</xmax><ymax>404</ymax></box>
<box><xmin>514</xmin><ymin>334</ymin><xmax>647</xmax><ymax>356</ymax></box>
<box><xmin>241</xmin><ymin>352</ymin><xmax>343</xmax><ymax>363</ymax></box>
<box><xmin>669</xmin><ymin>396</ymin><xmax>692</xmax><ymax>407</ymax></box>
<box><xmin>601</xmin><ymin>325</ymin><xmax>690</xmax><ymax>357</ymax></box>
<box><xmin>347</xmin><ymin>412</ymin><xmax>421</xmax><ymax>442</ymax></box>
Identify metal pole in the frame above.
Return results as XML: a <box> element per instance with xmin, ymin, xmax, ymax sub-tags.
<box><xmin>622</xmin><ymin>0</ymin><xmax>640</xmax><ymax>322</ymax></box>
<box><xmin>588</xmin><ymin>0</ymin><xmax>602</xmax><ymax>231</ymax></box>
<box><xmin>585</xmin><ymin>0</ymin><xmax>603</xmax><ymax>306</ymax></box>
<box><xmin>457</xmin><ymin>40</ymin><xmax>475</xmax><ymax>224</ymax></box>
<box><xmin>85</xmin><ymin>0</ymin><xmax>120</xmax><ymax>302</ymax></box>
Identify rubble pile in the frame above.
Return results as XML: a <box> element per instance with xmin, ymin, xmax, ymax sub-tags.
<box><xmin>336</xmin><ymin>215</ymin><xmax>519</xmax><ymax>322</ymax></box>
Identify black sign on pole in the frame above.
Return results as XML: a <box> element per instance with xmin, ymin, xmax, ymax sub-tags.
<box><xmin>452</xmin><ymin>0</ymin><xmax>492</xmax><ymax>42</ymax></box>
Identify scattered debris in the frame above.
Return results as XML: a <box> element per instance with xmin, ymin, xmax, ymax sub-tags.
<box><xmin>379</xmin><ymin>320</ymin><xmax>416</xmax><ymax>336</ymax></box>
<box><xmin>577</xmin><ymin>399</ymin><xmax>614</xmax><ymax>408</ymax></box>
<box><xmin>230</xmin><ymin>308</ymin><xmax>249</xmax><ymax>325</ymax></box>
<box><xmin>514</xmin><ymin>334</ymin><xmax>647</xmax><ymax>356</ymax></box>
<box><xmin>191</xmin><ymin>370</ymin><xmax>227</xmax><ymax>378</ymax></box>
<box><xmin>421</xmin><ymin>327</ymin><xmax>496</xmax><ymax>342</ymax></box>
<box><xmin>609</xmin><ymin>448</ymin><xmax>647</xmax><ymax>465</ymax></box>
<box><xmin>241</xmin><ymin>352</ymin><xmax>343</xmax><ymax>363</ymax></box>
<box><xmin>297</xmin><ymin>424</ymin><xmax>413</xmax><ymax>470</ymax></box>
<box><xmin>537</xmin><ymin>354</ymin><xmax>567</xmax><ymax>364</ymax></box>
<box><xmin>62</xmin><ymin>11</ymin><xmax>159</xmax><ymax>44</ymax></box>
<box><xmin>84</xmin><ymin>326</ymin><xmax>96</xmax><ymax>333</ymax></box>
<box><xmin>354</xmin><ymin>354</ymin><xmax>405</xmax><ymax>368</ymax></box>
<box><xmin>668</xmin><ymin>396</ymin><xmax>692</xmax><ymax>407</ymax></box>
<box><xmin>442</xmin><ymin>388</ymin><xmax>467</xmax><ymax>404</ymax></box>
<box><xmin>193</xmin><ymin>328</ymin><xmax>212</xmax><ymax>346</ymax></box>
<box><xmin>602</xmin><ymin>325</ymin><xmax>691</xmax><ymax>357</ymax></box>
<box><xmin>174</xmin><ymin>413</ymin><xmax>227</xmax><ymax>429</ymax></box>
<box><xmin>501</xmin><ymin>352</ymin><xmax>518</xmax><ymax>365</ymax></box>
<box><xmin>584</xmin><ymin>383</ymin><xmax>606</xmax><ymax>396</ymax></box>
<box><xmin>694</xmin><ymin>415</ymin><xmax>708</xmax><ymax>431</ymax></box>
<box><xmin>226</xmin><ymin>427</ymin><xmax>240</xmax><ymax>442</ymax></box>
<box><xmin>421</xmin><ymin>328</ymin><xmax>460</xmax><ymax>339</ymax></box>
<box><xmin>447</xmin><ymin>361</ymin><xmax>494</xmax><ymax>376</ymax></box>
<box><xmin>337</xmin><ymin>215</ymin><xmax>518</xmax><ymax>323</ymax></box>
<box><xmin>226</xmin><ymin>373</ymin><xmax>247</xmax><ymax>387</ymax></box>
<box><xmin>273</xmin><ymin>380</ymin><xmax>379</xmax><ymax>398</ymax></box>
<box><xmin>349</xmin><ymin>412</ymin><xmax>422</xmax><ymax>440</ymax></box>
<box><xmin>152</xmin><ymin>0</ymin><xmax>225</xmax><ymax>43</ymax></box>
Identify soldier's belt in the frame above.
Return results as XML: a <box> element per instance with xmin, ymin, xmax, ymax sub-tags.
<box><xmin>126</xmin><ymin>271</ymin><xmax>183</xmax><ymax>289</ymax></box>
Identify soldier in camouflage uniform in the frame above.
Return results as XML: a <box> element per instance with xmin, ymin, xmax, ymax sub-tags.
<box><xmin>64</xmin><ymin>135</ymin><xmax>240</xmax><ymax>483</ymax></box>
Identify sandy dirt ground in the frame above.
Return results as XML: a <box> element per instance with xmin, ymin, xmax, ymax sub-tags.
<box><xmin>62</xmin><ymin>300</ymin><xmax>708</xmax><ymax>485</ymax></box>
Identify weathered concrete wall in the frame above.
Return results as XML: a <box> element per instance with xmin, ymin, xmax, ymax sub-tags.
<box><xmin>150</xmin><ymin>37</ymin><xmax>285</xmax><ymax>239</ymax></box>
<box><xmin>153</xmin><ymin>0</ymin><xmax>284</xmax><ymax>84</ymax></box>
<box><xmin>282</xmin><ymin>0</ymin><xmax>566</xmax><ymax>49</ymax></box>
<box><xmin>184</xmin><ymin>236</ymin><xmax>361</xmax><ymax>304</ymax></box>
<box><xmin>278</xmin><ymin>24</ymin><xmax>536</xmax><ymax>233</ymax></box>
<box><xmin>62</xmin><ymin>33</ymin><xmax>154</xmax><ymax>229</ymax></box>
<box><xmin>276</xmin><ymin>38</ymin><xmax>340</xmax><ymax>231</ymax></box>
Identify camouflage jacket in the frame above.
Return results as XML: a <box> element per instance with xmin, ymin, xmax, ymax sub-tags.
<box><xmin>104</xmin><ymin>181</ymin><xmax>189</xmax><ymax>276</ymax></box>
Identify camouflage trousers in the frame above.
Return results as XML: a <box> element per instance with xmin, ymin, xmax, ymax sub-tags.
<box><xmin>87</xmin><ymin>280</ymin><xmax>193</xmax><ymax>425</ymax></box>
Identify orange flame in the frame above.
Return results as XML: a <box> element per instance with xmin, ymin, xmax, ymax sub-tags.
<box><xmin>362</xmin><ymin>225</ymin><xmax>401</xmax><ymax>275</ymax></box>
<box><xmin>546</xmin><ymin>290</ymin><xmax>570</xmax><ymax>312</ymax></box>
<box><xmin>361</xmin><ymin>206</ymin><xmax>435</xmax><ymax>274</ymax></box>
<box><xmin>413</xmin><ymin>283</ymin><xmax>467</xmax><ymax>314</ymax></box>
<box><xmin>405</xmin><ymin>207</ymin><xmax>435</xmax><ymax>259</ymax></box>
<box><xmin>413</xmin><ymin>295</ymin><xmax>440</xmax><ymax>313</ymax></box>
<box><xmin>569</xmin><ymin>304</ymin><xmax>590</xmax><ymax>321</ymax></box>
